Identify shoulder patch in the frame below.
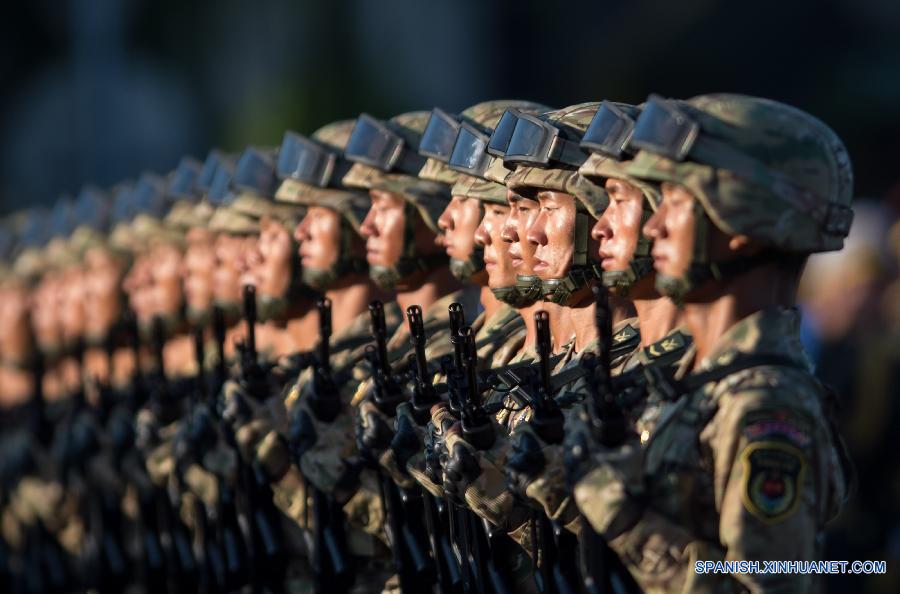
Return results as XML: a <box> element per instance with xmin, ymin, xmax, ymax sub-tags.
<box><xmin>740</xmin><ymin>441</ymin><xmax>806</xmax><ymax>523</ymax></box>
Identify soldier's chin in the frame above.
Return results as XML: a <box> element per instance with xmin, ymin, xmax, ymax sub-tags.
<box><xmin>84</xmin><ymin>329</ymin><xmax>110</xmax><ymax>348</ymax></box>
<box><xmin>212</xmin><ymin>299</ymin><xmax>242</xmax><ymax>326</ymax></box>
<box><xmin>186</xmin><ymin>306</ymin><xmax>213</xmax><ymax>328</ymax></box>
<box><xmin>256</xmin><ymin>295</ymin><xmax>288</xmax><ymax>323</ymax></box>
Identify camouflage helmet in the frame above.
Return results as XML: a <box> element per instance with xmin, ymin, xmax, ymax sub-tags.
<box><xmin>68</xmin><ymin>187</ymin><xmax>116</xmax><ymax>264</ymax></box>
<box><xmin>503</xmin><ymin>103</ymin><xmax>601</xmax><ymax>305</ymax></box>
<box><xmin>418</xmin><ymin>100</ymin><xmax>549</xmax><ymax>188</ymax></box>
<box><xmin>12</xmin><ymin>208</ymin><xmax>51</xmax><ymax>283</ymax></box>
<box><xmin>435</xmin><ymin>100</ymin><xmax>551</xmax><ymax>284</ymax></box>
<box><xmin>627</xmin><ymin>94</ymin><xmax>853</xmax><ymax>251</ymax></box>
<box><xmin>441</xmin><ymin>100</ymin><xmax>552</xmax><ymax>305</ymax></box>
<box><xmin>163</xmin><ymin>156</ymin><xmax>213</xmax><ymax>232</ymax></box>
<box><xmin>0</xmin><ymin>217</ymin><xmax>16</xmax><ymax>284</ymax></box>
<box><xmin>344</xmin><ymin>111</ymin><xmax>450</xmax><ymax>233</ymax></box>
<box><xmin>274</xmin><ymin>121</ymin><xmax>369</xmax><ymax>291</ymax></box>
<box><xmin>227</xmin><ymin>147</ymin><xmax>304</xmax><ymax>229</ymax></box>
<box><xmin>124</xmin><ymin>173</ymin><xmax>183</xmax><ymax>251</ymax></box>
<box><xmin>343</xmin><ymin>111</ymin><xmax>450</xmax><ymax>289</ymax></box>
<box><xmin>625</xmin><ymin>94</ymin><xmax>854</xmax><ymax>301</ymax></box>
<box><xmin>41</xmin><ymin>197</ymin><xmax>81</xmax><ymax>271</ymax></box>
<box><xmin>207</xmin><ymin>154</ymin><xmax>260</xmax><ymax>236</ymax></box>
<box><xmin>575</xmin><ymin>102</ymin><xmax>659</xmax><ymax>294</ymax></box>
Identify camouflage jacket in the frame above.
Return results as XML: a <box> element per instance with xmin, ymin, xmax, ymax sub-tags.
<box><xmin>580</xmin><ymin>307</ymin><xmax>850</xmax><ymax>594</ymax></box>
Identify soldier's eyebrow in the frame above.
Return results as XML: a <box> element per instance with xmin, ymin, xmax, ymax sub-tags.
<box><xmin>536</xmin><ymin>190</ymin><xmax>561</xmax><ymax>206</ymax></box>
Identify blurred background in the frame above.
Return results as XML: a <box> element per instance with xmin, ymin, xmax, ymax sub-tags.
<box><xmin>1</xmin><ymin>0</ymin><xmax>898</xmax><ymax>590</ymax></box>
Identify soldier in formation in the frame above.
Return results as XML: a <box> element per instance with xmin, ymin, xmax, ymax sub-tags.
<box><xmin>0</xmin><ymin>92</ymin><xmax>855</xmax><ymax>594</ymax></box>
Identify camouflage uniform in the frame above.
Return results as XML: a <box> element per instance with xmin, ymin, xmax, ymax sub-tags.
<box><xmin>575</xmin><ymin>94</ymin><xmax>855</xmax><ymax>593</ymax></box>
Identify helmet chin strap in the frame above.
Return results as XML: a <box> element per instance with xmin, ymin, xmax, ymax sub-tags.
<box><xmin>212</xmin><ymin>299</ymin><xmax>242</xmax><ymax>327</ymax></box>
<box><xmin>515</xmin><ymin>274</ymin><xmax>544</xmax><ymax>303</ymax></box>
<box><xmin>654</xmin><ymin>207</ymin><xmax>780</xmax><ymax>305</ymax></box>
<box><xmin>540</xmin><ymin>211</ymin><xmax>598</xmax><ymax>305</ymax></box>
<box><xmin>368</xmin><ymin>204</ymin><xmax>448</xmax><ymax>290</ymax></box>
<box><xmin>491</xmin><ymin>284</ymin><xmax>537</xmax><ymax>307</ymax></box>
<box><xmin>302</xmin><ymin>220</ymin><xmax>368</xmax><ymax>292</ymax></box>
<box><xmin>186</xmin><ymin>306</ymin><xmax>213</xmax><ymax>329</ymax></box>
<box><xmin>449</xmin><ymin>246</ymin><xmax>485</xmax><ymax>282</ymax></box>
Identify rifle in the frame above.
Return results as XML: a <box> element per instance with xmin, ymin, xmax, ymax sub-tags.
<box><xmin>442</xmin><ymin>303</ymin><xmax>513</xmax><ymax>594</ymax></box>
<box><xmin>406</xmin><ymin>305</ymin><xmax>441</xmax><ymax>423</ymax></box>
<box><xmin>185</xmin><ymin>324</ymin><xmax>231</xmax><ymax>593</ymax></box>
<box><xmin>576</xmin><ymin>287</ymin><xmax>639</xmax><ymax>594</ymax></box>
<box><xmin>306</xmin><ymin>298</ymin><xmax>341</xmax><ymax>422</ymax></box>
<box><xmin>404</xmin><ymin>305</ymin><xmax>463</xmax><ymax>594</ymax></box>
<box><xmin>229</xmin><ymin>285</ymin><xmax>284</xmax><ymax>590</ymax></box>
<box><xmin>360</xmin><ymin>300</ymin><xmax>433</xmax><ymax>593</ymax></box>
<box><xmin>148</xmin><ymin>316</ymin><xmax>200</xmax><ymax>592</ymax></box>
<box><xmin>289</xmin><ymin>297</ymin><xmax>354</xmax><ymax>594</ymax></box>
<box><xmin>211</xmin><ymin>306</ymin><xmax>228</xmax><ymax>405</ymax></box>
<box><xmin>506</xmin><ymin>310</ymin><xmax>580</xmax><ymax>594</ymax></box>
<box><xmin>366</xmin><ymin>300</ymin><xmax>405</xmax><ymax>416</ymax></box>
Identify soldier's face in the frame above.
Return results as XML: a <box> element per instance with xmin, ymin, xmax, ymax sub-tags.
<box><xmin>360</xmin><ymin>190</ymin><xmax>405</xmax><ymax>268</ymax></box>
<box><xmin>0</xmin><ymin>281</ymin><xmax>33</xmax><ymax>360</ymax></box>
<box><xmin>644</xmin><ymin>183</ymin><xmax>696</xmax><ymax>281</ymax></box>
<box><xmin>123</xmin><ymin>254</ymin><xmax>154</xmax><ymax>325</ymax></box>
<box><xmin>31</xmin><ymin>273</ymin><xmax>63</xmax><ymax>350</ymax></box>
<box><xmin>213</xmin><ymin>234</ymin><xmax>250</xmax><ymax>304</ymax></box>
<box><xmin>475</xmin><ymin>202</ymin><xmax>516</xmax><ymax>289</ymax></box>
<box><xmin>296</xmin><ymin>206</ymin><xmax>340</xmax><ymax>273</ymax></box>
<box><xmin>527</xmin><ymin>191</ymin><xmax>577</xmax><ymax>280</ymax></box>
<box><xmin>58</xmin><ymin>265</ymin><xmax>86</xmax><ymax>343</ymax></box>
<box><xmin>182</xmin><ymin>228</ymin><xmax>216</xmax><ymax>315</ymax></box>
<box><xmin>83</xmin><ymin>247</ymin><xmax>124</xmax><ymax>340</ymax></box>
<box><xmin>438</xmin><ymin>195</ymin><xmax>482</xmax><ymax>264</ymax></box>
<box><xmin>149</xmin><ymin>242</ymin><xmax>184</xmax><ymax>317</ymax></box>
<box><xmin>502</xmin><ymin>193</ymin><xmax>541</xmax><ymax>276</ymax></box>
<box><xmin>592</xmin><ymin>178</ymin><xmax>645</xmax><ymax>273</ymax></box>
<box><xmin>255</xmin><ymin>216</ymin><xmax>293</xmax><ymax>299</ymax></box>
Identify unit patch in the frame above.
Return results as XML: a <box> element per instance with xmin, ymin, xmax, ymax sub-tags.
<box><xmin>740</xmin><ymin>441</ymin><xmax>806</xmax><ymax>522</ymax></box>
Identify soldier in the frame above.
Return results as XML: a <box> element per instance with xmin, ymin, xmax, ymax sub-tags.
<box><xmin>0</xmin><ymin>212</ymin><xmax>41</xmax><ymax>409</ymax></box>
<box><xmin>256</xmin><ymin>121</ymin><xmax>400</xmax><ymax>593</ymax></box>
<box><xmin>1</xmin><ymin>209</ymin><xmax>82</xmax><ymax>592</ymax></box>
<box><xmin>224</xmin><ymin>146</ymin><xmax>320</xmax><ymax>363</ymax></box>
<box><xmin>576</xmin><ymin>94</ymin><xmax>854</xmax><ymax>592</ymax></box>
<box><xmin>286</xmin><ymin>110</ymin><xmax>479</xmax><ymax>593</ymax></box>
<box><xmin>78</xmin><ymin>185</ymin><xmax>139</xmax><ymax>395</ymax></box>
<box><xmin>424</xmin><ymin>101</ymin><xmax>554</xmax><ymax>367</ymax></box>
<box><xmin>179</xmin><ymin>150</ymin><xmax>229</xmax><ymax>334</ymax></box>
<box><xmin>205</xmin><ymin>156</ymin><xmax>258</xmax><ymax>360</ymax></box>
<box><xmin>572</xmin><ymin>102</ymin><xmax>693</xmax><ymax>443</ymax></box>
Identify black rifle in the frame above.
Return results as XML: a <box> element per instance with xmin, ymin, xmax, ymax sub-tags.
<box><xmin>575</xmin><ymin>287</ymin><xmax>640</xmax><ymax>594</ymax></box>
<box><xmin>185</xmin><ymin>325</ymin><xmax>231</xmax><ymax>593</ymax></box>
<box><xmin>506</xmin><ymin>311</ymin><xmax>579</xmax><ymax>594</ymax></box>
<box><xmin>404</xmin><ymin>305</ymin><xmax>463</xmax><ymax>594</ymax></box>
<box><xmin>362</xmin><ymin>300</ymin><xmax>432</xmax><ymax>593</ymax></box>
<box><xmin>289</xmin><ymin>297</ymin><xmax>354</xmax><ymax>594</ymax></box>
<box><xmin>149</xmin><ymin>316</ymin><xmax>200</xmax><ymax>592</ymax></box>
<box><xmin>441</xmin><ymin>302</ymin><xmax>513</xmax><ymax>594</ymax></box>
<box><xmin>230</xmin><ymin>284</ymin><xmax>284</xmax><ymax>591</ymax></box>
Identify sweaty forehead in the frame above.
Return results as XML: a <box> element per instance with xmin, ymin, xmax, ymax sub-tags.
<box><xmin>369</xmin><ymin>189</ymin><xmax>405</xmax><ymax>207</ymax></box>
<box><xmin>536</xmin><ymin>190</ymin><xmax>574</xmax><ymax>203</ymax></box>
<box><xmin>660</xmin><ymin>182</ymin><xmax>698</xmax><ymax>203</ymax></box>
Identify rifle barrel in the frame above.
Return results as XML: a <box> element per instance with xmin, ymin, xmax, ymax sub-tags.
<box><xmin>242</xmin><ymin>284</ymin><xmax>257</xmax><ymax>360</ymax></box>
<box><xmin>318</xmin><ymin>298</ymin><xmax>332</xmax><ymax>374</ymax></box>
